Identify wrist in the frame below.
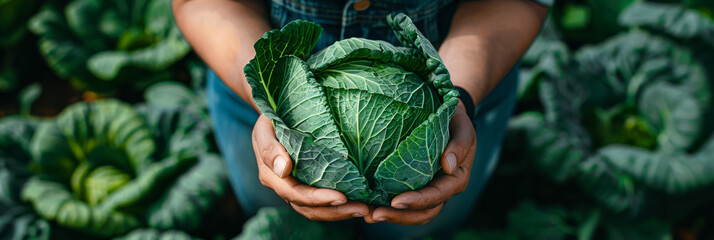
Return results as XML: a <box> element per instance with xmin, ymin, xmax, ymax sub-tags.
<box><xmin>454</xmin><ymin>86</ymin><xmax>475</xmax><ymax>119</ymax></box>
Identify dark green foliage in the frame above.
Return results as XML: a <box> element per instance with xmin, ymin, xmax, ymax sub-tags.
<box><xmin>245</xmin><ymin>14</ymin><xmax>458</xmax><ymax>205</ymax></box>
<box><xmin>20</xmin><ymin>100</ymin><xmax>227</xmax><ymax>238</ymax></box>
<box><xmin>114</xmin><ymin>229</ymin><xmax>197</xmax><ymax>240</ymax></box>
<box><xmin>233</xmin><ymin>207</ymin><xmax>354</xmax><ymax>240</ymax></box>
<box><xmin>474</xmin><ymin>1</ymin><xmax>714</xmax><ymax>239</ymax></box>
<box><xmin>0</xmin><ymin>116</ymin><xmax>52</xmax><ymax>240</ymax></box>
<box><xmin>0</xmin><ymin>0</ymin><xmax>43</xmax><ymax>47</ymax></box>
<box><xmin>0</xmin><ymin>0</ymin><xmax>46</xmax><ymax>93</ymax></box>
<box><xmin>620</xmin><ymin>1</ymin><xmax>714</xmax><ymax>47</ymax></box>
<box><xmin>551</xmin><ymin>0</ymin><xmax>714</xmax><ymax>47</ymax></box>
<box><xmin>551</xmin><ymin>0</ymin><xmax>636</xmax><ymax>46</ymax></box>
<box><xmin>511</xmin><ymin>0</ymin><xmax>714</xmax><ymax>215</ymax></box>
<box><xmin>146</xmin><ymin>154</ymin><xmax>227</xmax><ymax>231</ymax></box>
<box><xmin>28</xmin><ymin>0</ymin><xmax>190</xmax><ymax>93</ymax></box>
<box><xmin>0</xmin><ymin>116</ymin><xmax>39</xmax><ymax>202</ymax></box>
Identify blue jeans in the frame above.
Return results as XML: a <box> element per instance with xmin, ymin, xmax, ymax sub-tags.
<box><xmin>207</xmin><ymin>65</ymin><xmax>519</xmax><ymax>239</ymax></box>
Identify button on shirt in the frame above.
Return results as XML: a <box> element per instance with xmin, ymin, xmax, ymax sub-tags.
<box><xmin>353</xmin><ymin>0</ymin><xmax>370</xmax><ymax>11</ymax></box>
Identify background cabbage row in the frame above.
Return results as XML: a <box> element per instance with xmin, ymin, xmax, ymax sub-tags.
<box><xmin>1</xmin><ymin>0</ymin><xmax>714</xmax><ymax>239</ymax></box>
<box><xmin>0</xmin><ymin>0</ymin><xmax>195</xmax><ymax>111</ymax></box>
<box><xmin>0</xmin><ymin>92</ymin><xmax>231</xmax><ymax>239</ymax></box>
<box><xmin>0</xmin><ymin>0</ymin><xmax>235</xmax><ymax>238</ymax></box>
<box><xmin>454</xmin><ymin>1</ymin><xmax>714</xmax><ymax>240</ymax></box>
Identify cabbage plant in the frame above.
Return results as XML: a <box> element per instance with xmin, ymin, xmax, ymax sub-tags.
<box><xmin>234</xmin><ymin>207</ymin><xmax>354</xmax><ymax>240</ymax></box>
<box><xmin>21</xmin><ymin>100</ymin><xmax>227</xmax><ymax>237</ymax></box>
<box><xmin>0</xmin><ymin>116</ymin><xmax>52</xmax><ymax>240</ymax></box>
<box><xmin>28</xmin><ymin>0</ymin><xmax>190</xmax><ymax>93</ymax></box>
<box><xmin>245</xmin><ymin>14</ymin><xmax>458</xmax><ymax>205</ymax></box>
<box><xmin>510</xmin><ymin>14</ymin><xmax>714</xmax><ymax>216</ymax></box>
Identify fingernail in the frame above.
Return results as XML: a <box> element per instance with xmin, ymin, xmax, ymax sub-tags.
<box><xmin>273</xmin><ymin>156</ymin><xmax>286</xmax><ymax>177</ymax></box>
<box><xmin>446</xmin><ymin>153</ymin><xmax>457</xmax><ymax>172</ymax></box>
<box><xmin>392</xmin><ymin>203</ymin><xmax>408</xmax><ymax>209</ymax></box>
<box><xmin>352</xmin><ymin>213</ymin><xmax>365</xmax><ymax>217</ymax></box>
<box><xmin>331</xmin><ymin>200</ymin><xmax>346</xmax><ymax>206</ymax></box>
<box><xmin>375</xmin><ymin>217</ymin><xmax>386</xmax><ymax>222</ymax></box>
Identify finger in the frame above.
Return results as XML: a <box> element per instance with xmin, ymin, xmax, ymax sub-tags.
<box><xmin>441</xmin><ymin>105</ymin><xmax>476</xmax><ymax>174</ymax></box>
<box><xmin>258</xmin><ymin>161</ymin><xmax>347</xmax><ymax>207</ymax></box>
<box><xmin>366</xmin><ymin>204</ymin><xmax>444</xmax><ymax>225</ymax></box>
<box><xmin>252</xmin><ymin>115</ymin><xmax>293</xmax><ymax>178</ymax></box>
<box><xmin>390</xmin><ymin>164</ymin><xmax>470</xmax><ymax>209</ymax></box>
<box><xmin>291</xmin><ymin>201</ymin><xmax>369</xmax><ymax>221</ymax></box>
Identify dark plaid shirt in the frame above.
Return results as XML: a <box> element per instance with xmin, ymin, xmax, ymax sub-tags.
<box><xmin>268</xmin><ymin>0</ymin><xmax>551</xmax><ymax>52</ymax></box>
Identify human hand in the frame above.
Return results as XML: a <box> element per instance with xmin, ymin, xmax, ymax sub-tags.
<box><xmin>252</xmin><ymin>114</ymin><xmax>370</xmax><ymax>220</ymax></box>
<box><xmin>364</xmin><ymin>101</ymin><xmax>477</xmax><ymax>225</ymax></box>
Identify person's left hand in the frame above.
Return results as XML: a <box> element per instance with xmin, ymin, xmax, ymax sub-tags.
<box><xmin>364</xmin><ymin>101</ymin><xmax>477</xmax><ymax>225</ymax></box>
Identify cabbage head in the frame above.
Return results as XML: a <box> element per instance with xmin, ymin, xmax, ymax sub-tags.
<box><xmin>21</xmin><ymin>100</ymin><xmax>227</xmax><ymax>237</ymax></box>
<box><xmin>28</xmin><ymin>0</ymin><xmax>190</xmax><ymax>93</ymax></box>
<box><xmin>245</xmin><ymin>14</ymin><xmax>458</xmax><ymax>205</ymax></box>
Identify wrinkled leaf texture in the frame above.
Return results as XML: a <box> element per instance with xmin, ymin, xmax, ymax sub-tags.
<box><xmin>244</xmin><ymin>14</ymin><xmax>458</xmax><ymax>205</ymax></box>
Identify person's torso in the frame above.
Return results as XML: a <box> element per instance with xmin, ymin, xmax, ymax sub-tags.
<box><xmin>268</xmin><ymin>0</ymin><xmax>458</xmax><ymax>51</ymax></box>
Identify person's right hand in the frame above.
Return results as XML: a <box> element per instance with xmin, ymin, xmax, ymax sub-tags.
<box><xmin>252</xmin><ymin>114</ymin><xmax>370</xmax><ymax>221</ymax></box>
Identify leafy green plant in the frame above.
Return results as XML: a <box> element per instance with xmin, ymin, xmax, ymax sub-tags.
<box><xmin>0</xmin><ymin>0</ymin><xmax>46</xmax><ymax>92</ymax></box>
<box><xmin>511</xmin><ymin>1</ymin><xmax>714</xmax><ymax>219</ymax></box>
<box><xmin>453</xmin><ymin>2</ymin><xmax>714</xmax><ymax>239</ymax></box>
<box><xmin>20</xmin><ymin>100</ymin><xmax>227</xmax><ymax>238</ymax></box>
<box><xmin>0</xmin><ymin>202</ymin><xmax>51</xmax><ymax>240</ymax></box>
<box><xmin>115</xmin><ymin>229</ymin><xmax>197</xmax><ymax>240</ymax></box>
<box><xmin>233</xmin><ymin>207</ymin><xmax>354</xmax><ymax>240</ymax></box>
<box><xmin>0</xmin><ymin>116</ymin><xmax>53</xmax><ymax>240</ymax></box>
<box><xmin>620</xmin><ymin>1</ymin><xmax>714</xmax><ymax>48</ymax></box>
<box><xmin>28</xmin><ymin>0</ymin><xmax>190</xmax><ymax>93</ymax></box>
<box><xmin>0</xmin><ymin>0</ymin><xmax>43</xmax><ymax>47</ymax></box>
<box><xmin>245</xmin><ymin>13</ymin><xmax>458</xmax><ymax>205</ymax></box>
<box><xmin>0</xmin><ymin>116</ymin><xmax>39</xmax><ymax>202</ymax></box>
<box><xmin>456</xmin><ymin>201</ymin><xmax>672</xmax><ymax>240</ymax></box>
<box><xmin>143</xmin><ymin>80</ymin><xmax>209</xmax><ymax>125</ymax></box>
<box><xmin>551</xmin><ymin>0</ymin><xmax>636</xmax><ymax>46</ymax></box>
<box><xmin>513</xmin><ymin>32</ymin><xmax>714</xmax><ymax>215</ymax></box>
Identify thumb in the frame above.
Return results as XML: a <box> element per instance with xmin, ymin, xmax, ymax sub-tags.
<box><xmin>441</xmin><ymin>104</ymin><xmax>476</xmax><ymax>174</ymax></box>
<box><xmin>253</xmin><ymin>115</ymin><xmax>294</xmax><ymax>178</ymax></box>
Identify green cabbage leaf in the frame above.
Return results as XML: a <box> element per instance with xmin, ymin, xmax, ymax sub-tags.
<box><xmin>245</xmin><ymin>14</ymin><xmax>458</xmax><ymax>205</ymax></box>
